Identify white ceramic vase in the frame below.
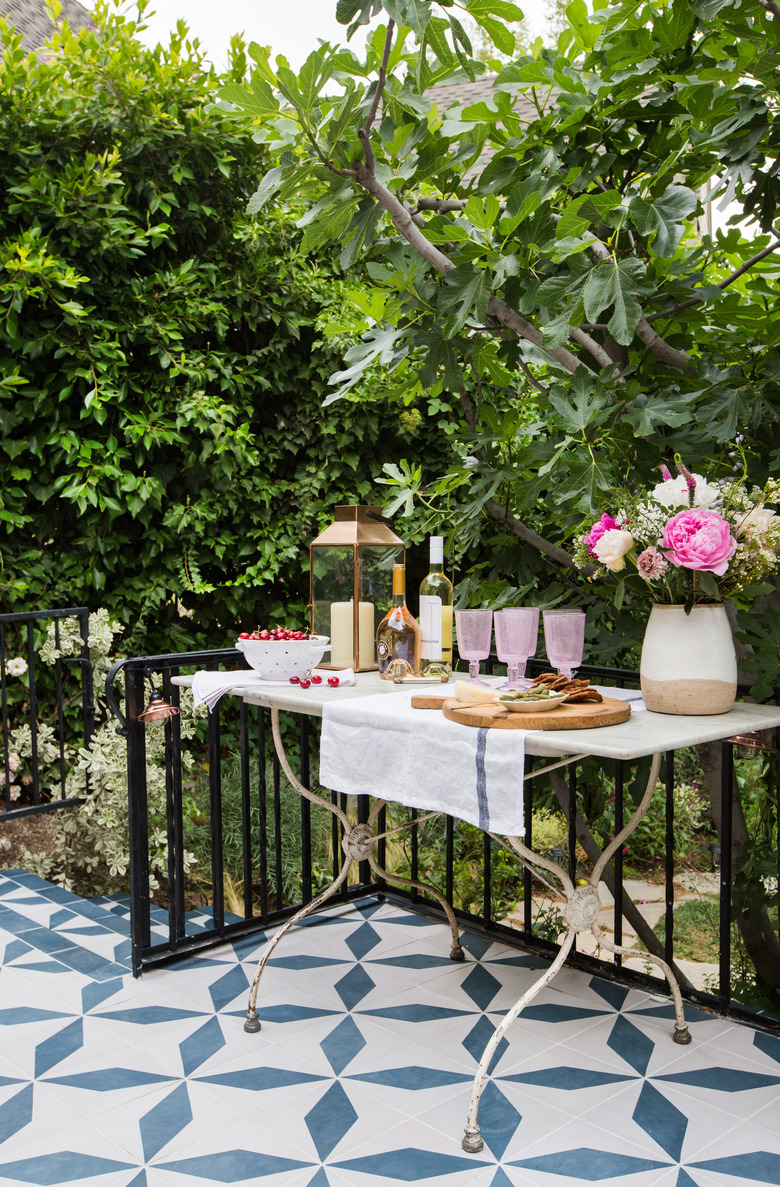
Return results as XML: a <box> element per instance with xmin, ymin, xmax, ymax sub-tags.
<box><xmin>640</xmin><ymin>603</ymin><xmax>737</xmax><ymax>715</ymax></box>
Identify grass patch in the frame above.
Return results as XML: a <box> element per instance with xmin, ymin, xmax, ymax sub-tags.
<box><xmin>654</xmin><ymin>895</ymin><xmax>722</xmax><ymax>963</ymax></box>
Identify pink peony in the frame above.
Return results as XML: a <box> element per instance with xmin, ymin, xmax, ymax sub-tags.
<box><xmin>660</xmin><ymin>508</ymin><xmax>737</xmax><ymax>576</ymax></box>
<box><xmin>637</xmin><ymin>546</ymin><xmax>668</xmax><ymax>581</ymax></box>
<box><xmin>584</xmin><ymin>513</ymin><xmax>621</xmax><ymax>556</ymax></box>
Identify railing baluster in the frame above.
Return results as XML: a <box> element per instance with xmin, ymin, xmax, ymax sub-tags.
<box><xmin>273</xmin><ymin>740</ymin><xmax>283</xmax><ymax>907</ymax></box>
<box><xmin>164</xmin><ymin>670</ymin><xmax>185</xmax><ymax>946</ymax></box>
<box><xmin>719</xmin><ymin>741</ymin><xmax>734</xmax><ymax>1010</ymax></box>
<box><xmin>126</xmin><ymin>665</ymin><xmax>152</xmax><ymax>976</ymax></box>
<box><xmin>523</xmin><ymin>761</ymin><xmax>533</xmax><ymax>937</ymax></box>
<box><xmin>300</xmin><ymin>716</ymin><xmax>312</xmax><ymax>903</ymax></box>
<box><xmin>664</xmin><ymin>751</ymin><xmax>675</xmax><ymax>969</ymax></box>
<box><xmin>445</xmin><ymin>815</ymin><xmax>455</xmax><ymax>906</ymax></box>
<box><xmin>614</xmin><ymin>761</ymin><xmax>624</xmax><ymax>967</ymax></box>
<box><xmin>54</xmin><ymin>619</ymin><xmax>67</xmax><ymax>800</ymax></box>
<box><xmin>257</xmin><ymin>707</ymin><xmax>269</xmax><ymax>924</ymax></box>
<box><xmin>240</xmin><ymin>700</ymin><xmax>253</xmax><ymax>918</ymax></box>
<box><xmin>26</xmin><ymin>621</ymin><xmax>40</xmax><ymax>806</ymax></box>
<box><xmin>208</xmin><ymin>702</ymin><xmax>225</xmax><ymax>935</ymax></box>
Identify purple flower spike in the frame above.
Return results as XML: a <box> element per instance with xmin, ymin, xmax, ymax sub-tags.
<box><xmin>659</xmin><ymin>464</ymin><xmax>672</xmax><ymax>481</ymax></box>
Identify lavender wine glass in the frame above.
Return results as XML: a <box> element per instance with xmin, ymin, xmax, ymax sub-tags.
<box><xmin>494</xmin><ymin>608</ymin><xmax>539</xmax><ymax>690</ymax></box>
<box><xmin>455</xmin><ymin>609</ymin><xmax>494</xmax><ymax>683</ymax></box>
<box><xmin>542</xmin><ymin>609</ymin><xmax>585</xmax><ymax>680</ymax></box>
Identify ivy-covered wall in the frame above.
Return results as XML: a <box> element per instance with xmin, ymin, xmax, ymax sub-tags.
<box><xmin>0</xmin><ymin>4</ymin><xmax>453</xmax><ymax>653</ymax></box>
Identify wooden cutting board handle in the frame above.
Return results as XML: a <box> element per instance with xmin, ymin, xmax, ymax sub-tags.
<box><xmin>411</xmin><ymin>695</ymin><xmax>631</xmax><ymax>731</ymax></box>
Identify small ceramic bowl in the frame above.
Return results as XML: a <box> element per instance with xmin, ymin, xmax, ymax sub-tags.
<box><xmin>498</xmin><ymin>692</ymin><xmax>568</xmax><ymax>713</ymax></box>
<box><xmin>235</xmin><ymin>635</ymin><xmax>330</xmax><ymax>681</ymax></box>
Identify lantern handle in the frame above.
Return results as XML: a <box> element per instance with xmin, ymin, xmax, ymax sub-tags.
<box><xmin>366</xmin><ymin>510</ymin><xmax>395</xmax><ymax>526</ymax></box>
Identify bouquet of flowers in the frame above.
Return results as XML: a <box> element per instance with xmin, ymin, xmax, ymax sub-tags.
<box><xmin>575</xmin><ymin>459</ymin><xmax>780</xmax><ymax>609</ymax></box>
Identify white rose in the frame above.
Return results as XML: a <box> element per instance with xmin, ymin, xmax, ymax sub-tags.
<box><xmin>593</xmin><ymin>528</ymin><xmax>634</xmax><ymax>572</ymax></box>
<box><xmin>735</xmin><ymin>506</ymin><xmax>778</xmax><ymax>538</ymax></box>
<box><xmin>650</xmin><ymin>474</ymin><xmax>719</xmax><ymax>509</ymax></box>
<box><xmin>6</xmin><ymin>657</ymin><xmax>28</xmax><ymax>677</ymax></box>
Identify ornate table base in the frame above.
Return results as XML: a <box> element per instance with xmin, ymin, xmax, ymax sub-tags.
<box><xmin>243</xmin><ymin>709</ymin><xmax>691</xmax><ymax>1153</ymax></box>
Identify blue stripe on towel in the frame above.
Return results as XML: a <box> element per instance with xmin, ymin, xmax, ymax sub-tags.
<box><xmin>475</xmin><ymin>728</ymin><xmax>489</xmax><ymax>830</ymax></box>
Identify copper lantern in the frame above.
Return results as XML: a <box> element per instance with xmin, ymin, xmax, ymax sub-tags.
<box><xmin>310</xmin><ymin>506</ymin><xmax>404</xmax><ymax>671</ymax></box>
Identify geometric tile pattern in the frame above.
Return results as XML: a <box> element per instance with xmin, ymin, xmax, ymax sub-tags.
<box><xmin>1</xmin><ymin>867</ymin><xmax>780</xmax><ymax>1185</ymax></box>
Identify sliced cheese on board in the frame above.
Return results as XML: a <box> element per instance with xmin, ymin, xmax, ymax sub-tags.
<box><xmin>452</xmin><ymin>680</ymin><xmax>499</xmax><ymax>705</ymax></box>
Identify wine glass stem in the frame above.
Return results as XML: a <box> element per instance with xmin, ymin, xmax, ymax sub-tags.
<box><xmin>469</xmin><ymin>660</ymin><xmax>480</xmax><ymax>682</ymax></box>
<box><xmin>507</xmin><ymin>664</ymin><xmax>519</xmax><ymax>683</ymax></box>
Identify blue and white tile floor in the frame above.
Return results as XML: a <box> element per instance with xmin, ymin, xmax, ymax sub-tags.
<box><xmin>1</xmin><ymin>867</ymin><xmax>779</xmax><ymax>1187</ymax></box>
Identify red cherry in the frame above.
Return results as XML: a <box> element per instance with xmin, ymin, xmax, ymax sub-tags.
<box><xmin>239</xmin><ymin>632</ymin><xmax>251</xmax><ymax>639</ymax></box>
<box><xmin>292</xmin><ymin>630</ymin><xmax>303</xmax><ymax>640</ymax></box>
<box><xmin>299</xmin><ymin>679</ymin><xmax>311</xmax><ymax>689</ymax></box>
<box><xmin>327</xmin><ymin>676</ymin><xmax>340</xmax><ymax>687</ymax></box>
<box><xmin>311</xmin><ymin>675</ymin><xmax>322</xmax><ymax>684</ymax></box>
<box><xmin>258</xmin><ymin>629</ymin><xmax>270</xmax><ymax>640</ymax></box>
<box><xmin>289</xmin><ymin>676</ymin><xmax>300</xmax><ymax>684</ymax></box>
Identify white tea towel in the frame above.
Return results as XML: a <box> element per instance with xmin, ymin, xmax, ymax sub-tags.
<box><xmin>319</xmin><ymin>691</ymin><xmax>527</xmax><ymax>835</ymax></box>
<box><xmin>192</xmin><ymin>668</ymin><xmax>356</xmax><ymax>711</ymax></box>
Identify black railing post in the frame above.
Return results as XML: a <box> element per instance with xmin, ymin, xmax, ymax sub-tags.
<box><xmin>126</xmin><ymin>665</ymin><xmax>152</xmax><ymax>976</ymax></box>
<box><xmin>239</xmin><ymin>700</ymin><xmax>253</xmax><ymax>918</ymax></box>
<box><xmin>164</xmin><ymin>673</ymin><xmax>186</xmax><ymax>947</ymax></box>
<box><xmin>208</xmin><ymin>703</ymin><xmax>225</xmax><ymax>935</ymax></box>
<box><xmin>719</xmin><ymin>741</ymin><xmax>734</xmax><ymax>1010</ymax></box>
<box><xmin>614</xmin><ymin>761</ymin><xmax>624</xmax><ymax>966</ymax></box>
<box><xmin>664</xmin><ymin>751</ymin><xmax>675</xmax><ymax>968</ymax></box>
<box><xmin>300</xmin><ymin>717</ymin><xmax>313</xmax><ymax>902</ymax></box>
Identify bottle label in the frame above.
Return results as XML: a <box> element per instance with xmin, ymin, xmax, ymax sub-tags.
<box><xmin>419</xmin><ymin>595</ymin><xmax>443</xmax><ymax>660</ymax></box>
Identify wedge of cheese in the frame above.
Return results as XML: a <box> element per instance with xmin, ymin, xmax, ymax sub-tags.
<box><xmin>452</xmin><ymin>680</ymin><xmax>499</xmax><ymax>705</ymax></box>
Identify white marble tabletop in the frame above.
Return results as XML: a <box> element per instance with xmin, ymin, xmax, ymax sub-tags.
<box><xmin>173</xmin><ymin>670</ymin><xmax>780</xmax><ymax>762</ymax></box>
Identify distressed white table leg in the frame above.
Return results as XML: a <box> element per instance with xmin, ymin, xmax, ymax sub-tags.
<box><xmin>366</xmin><ymin>846</ymin><xmax>464</xmax><ymax>961</ymax></box>
<box><xmin>462</xmin><ymin>749</ymin><xmax>690</xmax><ymax>1151</ymax></box>
<box><xmin>244</xmin><ymin>852</ymin><xmax>353</xmax><ymax>1033</ymax></box>
<box><xmin>462</xmin><ymin>931</ymin><xmax>576</xmax><ymax>1153</ymax></box>
<box><xmin>245</xmin><ymin>708</ymin><xmax>465</xmax><ymax>1035</ymax></box>
<box><xmin>589</xmin><ymin>919</ymin><xmax>691</xmax><ymax>1043</ymax></box>
<box><xmin>588</xmin><ymin>750</ymin><xmax>690</xmax><ymax>1045</ymax></box>
<box><xmin>244</xmin><ymin>707</ymin><xmax>358</xmax><ymax>1033</ymax></box>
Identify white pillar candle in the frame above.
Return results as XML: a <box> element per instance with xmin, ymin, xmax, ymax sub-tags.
<box><xmin>330</xmin><ymin>601</ymin><xmax>376</xmax><ymax>668</ymax></box>
<box><xmin>358</xmin><ymin>600</ymin><xmax>375</xmax><ymax>668</ymax></box>
<box><xmin>329</xmin><ymin>602</ymin><xmax>354</xmax><ymax>668</ymax></box>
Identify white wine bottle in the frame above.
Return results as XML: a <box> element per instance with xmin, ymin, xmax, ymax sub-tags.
<box><xmin>376</xmin><ymin>563</ymin><xmax>422</xmax><ymax>680</ymax></box>
<box><xmin>418</xmin><ymin>536</ymin><xmax>453</xmax><ymax>677</ymax></box>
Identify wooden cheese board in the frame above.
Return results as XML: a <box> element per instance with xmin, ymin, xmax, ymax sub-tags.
<box><xmin>410</xmin><ymin>695</ymin><xmax>632</xmax><ymax>732</ymax></box>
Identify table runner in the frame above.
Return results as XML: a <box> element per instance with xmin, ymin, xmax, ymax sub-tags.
<box><xmin>319</xmin><ymin>690</ymin><xmax>528</xmax><ymax>835</ymax></box>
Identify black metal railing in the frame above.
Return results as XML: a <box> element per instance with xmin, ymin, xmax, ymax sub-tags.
<box><xmin>107</xmin><ymin>651</ymin><xmax>780</xmax><ymax>1035</ymax></box>
<box><xmin>1</xmin><ymin>607</ymin><xmax>94</xmax><ymax>820</ymax></box>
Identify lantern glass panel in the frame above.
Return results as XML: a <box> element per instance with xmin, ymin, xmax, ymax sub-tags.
<box><xmin>311</xmin><ymin>543</ymin><xmax>402</xmax><ymax>670</ymax></box>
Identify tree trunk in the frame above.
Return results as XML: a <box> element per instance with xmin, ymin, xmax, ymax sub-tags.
<box><xmin>696</xmin><ymin>740</ymin><xmax>780</xmax><ymax>1004</ymax></box>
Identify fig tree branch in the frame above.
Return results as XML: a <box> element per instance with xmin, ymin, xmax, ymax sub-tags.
<box><xmin>645</xmin><ymin>229</ymin><xmax>780</xmax><ymax>322</ymax></box>
<box><xmin>586</xmin><ymin>238</ymin><xmax>693</xmax><ymax>371</ymax></box>
<box><xmin>484</xmin><ymin>498</ymin><xmax>585</xmax><ymax>572</ymax></box>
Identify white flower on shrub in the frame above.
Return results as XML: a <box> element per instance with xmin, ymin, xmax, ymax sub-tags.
<box><xmin>6</xmin><ymin>657</ymin><xmax>28</xmax><ymax>677</ymax></box>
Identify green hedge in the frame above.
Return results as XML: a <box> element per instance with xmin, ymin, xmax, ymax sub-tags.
<box><xmin>0</xmin><ymin>4</ymin><xmax>454</xmax><ymax>653</ymax></box>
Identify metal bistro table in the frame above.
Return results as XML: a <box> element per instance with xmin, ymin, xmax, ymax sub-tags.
<box><xmin>223</xmin><ymin>671</ymin><xmax>780</xmax><ymax>1153</ymax></box>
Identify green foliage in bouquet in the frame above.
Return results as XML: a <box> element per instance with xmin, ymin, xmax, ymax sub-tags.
<box><xmin>574</xmin><ymin>458</ymin><xmax>780</xmax><ymax>613</ymax></box>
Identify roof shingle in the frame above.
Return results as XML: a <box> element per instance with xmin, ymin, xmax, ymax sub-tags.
<box><xmin>0</xmin><ymin>0</ymin><xmax>92</xmax><ymax>52</ymax></box>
